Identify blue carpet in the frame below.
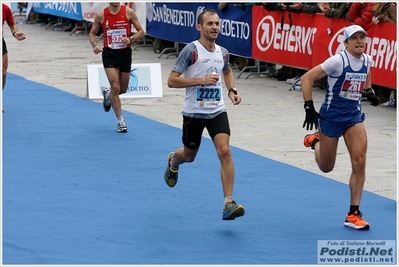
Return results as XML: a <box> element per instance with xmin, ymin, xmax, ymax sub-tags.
<box><xmin>2</xmin><ymin>73</ymin><xmax>396</xmax><ymax>264</ymax></box>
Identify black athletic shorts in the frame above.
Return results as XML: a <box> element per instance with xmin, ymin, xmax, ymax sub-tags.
<box><xmin>3</xmin><ymin>38</ymin><xmax>8</xmax><ymax>56</ymax></box>
<box><xmin>102</xmin><ymin>47</ymin><xmax>132</xmax><ymax>73</ymax></box>
<box><xmin>182</xmin><ymin>112</ymin><xmax>231</xmax><ymax>149</ymax></box>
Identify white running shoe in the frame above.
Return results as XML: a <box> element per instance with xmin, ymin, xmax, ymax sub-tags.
<box><xmin>117</xmin><ymin>120</ymin><xmax>128</xmax><ymax>132</ymax></box>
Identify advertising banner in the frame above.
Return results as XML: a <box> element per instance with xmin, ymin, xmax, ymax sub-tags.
<box><xmin>87</xmin><ymin>63</ymin><xmax>163</xmax><ymax>99</ymax></box>
<box><xmin>29</xmin><ymin>2</ymin><xmax>83</xmax><ymax>21</ymax></box>
<box><xmin>146</xmin><ymin>2</ymin><xmax>252</xmax><ymax>57</ymax></box>
<box><xmin>251</xmin><ymin>6</ymin><xmax>397</xmax><ymax>88</ymax></box>
<box><xmin>214</xmin><ymin>3</ymin><xmax>252</xmax><ymax>58</ymax></box>
<box><xmin>80</xmin><ymin>2</ymin><xmax>146</xmax><ymax>30</ymax></box>
<box><xmin>146</xmin><ymin>2</ymin><xmax>200</xmax><ymax>44</ymax></box>
<box><xmin>80</xmin><ymin>2</ymin><xmax>108</xmax><ymax>23</ymax></box>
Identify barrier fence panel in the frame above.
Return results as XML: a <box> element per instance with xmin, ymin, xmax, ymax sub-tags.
<box><xmin>212</xmin><ymin>3</ymin><xmax>252</xmax><ymax>58</ymax></box>
<box><xmin>145</xmin><ymin>2</ymin><xmax>252</xmax><ymax>58</ymax></box>
<box><xmin>28</xmin><ymin>2</ymin><xmax>83</xmax><ymax>21</ymax></box>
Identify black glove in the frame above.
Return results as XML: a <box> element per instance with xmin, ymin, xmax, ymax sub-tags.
<box><xmin>303</xmin><ymin>100</ymin><xmax>325</xmax><ymax>131</ymax></box>
<box><xmin>365</xmin><ymin>88</ymin><xmax>379</xmax><ymax>106</ymax></box>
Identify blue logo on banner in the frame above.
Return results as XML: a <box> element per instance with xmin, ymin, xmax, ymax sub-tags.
<box><xmin>128</xmin><ymin>69</ymin><xmax>139</xmax><ymax>92</ymax></box>
<box><xmin>31</xmin><ymin>2</ymin><xmax>82</xmax><ymax>21</ymax></box>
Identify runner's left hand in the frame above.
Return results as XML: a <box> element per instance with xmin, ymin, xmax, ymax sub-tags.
<box><xmin>367</xmin><ymin>93</ymin><xmax>379</xmax><ymax>106</ymax></box>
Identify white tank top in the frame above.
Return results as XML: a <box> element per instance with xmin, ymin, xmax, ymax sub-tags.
<box><xmin>182</xmin><ymin>41</ymin><xmax>226</xmax><ymax>116</ymax></box>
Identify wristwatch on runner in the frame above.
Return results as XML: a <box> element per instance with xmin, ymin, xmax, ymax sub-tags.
<box><xmin>228</xmin><ymin>88</ymin><xmax>237</xmax><ymax>99</ymax></box>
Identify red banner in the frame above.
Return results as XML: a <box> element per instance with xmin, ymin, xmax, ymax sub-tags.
<box><xmin>251</xmin><ymin>6</ymin><xmax>397</xmax><ymax>89</ymax></box>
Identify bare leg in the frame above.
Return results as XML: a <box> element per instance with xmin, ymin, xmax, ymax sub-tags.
<box><xmin>313</xmin><ymin>130</ymin><xmax>339</xmax><ymax>173</ymax></box>
<box><xmin>343</xmin><ymin>123</ymin><xmax>367</xmax><ymax>206</ymax></box>
<box><xmin>3</xmin><ymin>53</ymin><xmax>8</xmax><ymax>90</ymax></box>
<box><xmin>104</xmin><ymin>68</ymin><xmax>126</xmax><ymax>118</ymax></box>
<box><xmin>171</xmin><ymin>147</ymin><xmax>199</xmax><ymax>167</ymax></box>
<box><xmin>3</xmin><ymin>53</ymin><xmax>9</xmax><ymax>112</ymax></box>
<box><xmin>212</xmin><ymin>133</ymin><xmax>234</xmax><ymax>198</ymax></box>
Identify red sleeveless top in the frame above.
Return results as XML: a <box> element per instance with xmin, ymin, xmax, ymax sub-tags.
<box><xmin>102</xmin><ymin>5</ymin><xmax>132</xmax><ymax>49</ymax></box>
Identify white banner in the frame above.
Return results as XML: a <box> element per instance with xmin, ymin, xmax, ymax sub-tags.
<box><xmin>133</xmin><ymin>2</ymin><xmax>147</xmax><ymax>32</ymax></box>
<box><xmin>25</xmin><ymin>2</ymin><xmax>147</xmax><ymax>27</ymax></box>
<box><xmin>87</xmin><ymin>63</ymin><xmax>163</xmax><ymax>99</ymax></box>
<box><xmin>80</xmin><ymin>2</ymin><xmax>108</xmax><ymax>23</ymax></box>
<box><xmin>80</xmin><ymin>2</ymin><xmax>146</xmax><ymax>31</ymax></box>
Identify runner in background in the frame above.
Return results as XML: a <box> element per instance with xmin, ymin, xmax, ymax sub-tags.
<box><xmin>89</xmin><ymin>2</ymin><xmax>144</xmax><ymax>132</ymax></box>
<box><xmin>2</xmin><ymin>3</ymin><xmax>26</xmax><ymax>113</ymax></box>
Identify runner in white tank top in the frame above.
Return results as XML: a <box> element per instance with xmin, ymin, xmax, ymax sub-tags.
<box><xmin>164</xmin><ymin>9</ymin><xmax>245</xmax><ymax>221</ymax></box>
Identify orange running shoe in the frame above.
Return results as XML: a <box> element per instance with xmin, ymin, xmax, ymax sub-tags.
<box><xmin>344</xmin><ymin>211</ymin><xmax>370</xmax><ymax>230</ymax></box>
<box><xmin>304</xmin><ymin>132</ymin><xmax>319</xmax><ymax>149</ymax></box>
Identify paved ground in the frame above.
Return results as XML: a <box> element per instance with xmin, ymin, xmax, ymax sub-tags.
<box><xmin>4</xmin><ymin>19</ymin><xmax>397</xmax><ymax>200</ymax></box>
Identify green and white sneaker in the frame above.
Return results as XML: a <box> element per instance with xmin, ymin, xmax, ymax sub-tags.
<box><xmin>164</xmin><ymin>152</ymin><xmax>178</xmax><ymax>187</ymax></box>
<box><xmin>223</xmin><ymin>199</ymin><xmax>245</xmax><ymax>220</ymax></box>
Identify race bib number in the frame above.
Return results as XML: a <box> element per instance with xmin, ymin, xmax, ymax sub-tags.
<box><xmin>196</xmin><ymin>87</ymin><xmax>221</xmax><ymax>108</ymax></box>
<box><xmin>107</xmin><ymin>29</ymin><xmax>127</xmax><ymax>49</ymax></box>
<box><xmin>339</xmin><ymin>72</ymin><xmax>367</xmax><ymax>100</ymax></box>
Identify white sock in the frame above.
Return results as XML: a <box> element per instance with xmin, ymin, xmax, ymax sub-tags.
<box><xmin>224</xmin><ymin>196</ymin><xmax>232</xmax><ymax>205</ymax></box>
<box><xmin>117</xmin><ymin>116</ymin><xmax>124</xmax><ymax>122</ymax></box>
<box><xmin>170</xmin><ymin>156</ymin><xmax>178</xmax><ymax>171</ymax></box>
<box><xmin>106</xmin><ymin>90</ymin><xmax>111</xmax><ymax>100</ymax></box>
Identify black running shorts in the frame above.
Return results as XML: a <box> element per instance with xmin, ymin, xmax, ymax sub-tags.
<box><xmin>182</xmin><ymin>112</ymin><xmax>231</xmax><ymax>149</ymax></box>
<box><xmin>102</xmin><ymin>47</ymin><xmax>132</xmax><ymax>73</ymax></box>
<box><xmin>3</xmin><ymin>38</ymin><xmax>8</xmax><ymax>56</ymax></box>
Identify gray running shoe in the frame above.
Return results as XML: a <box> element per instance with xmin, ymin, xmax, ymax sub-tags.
<box><xmin>164</xmin><ymin>152</ymin><xmax>178</xmax><ymax>187</ymax></box>
<box><xmin>117</xmin><ymin>120</ymin><xmax>128</xmax><ymax>132</ymax></box>
<box><xmin>101</xmin><ymin>86</ymin><xmax>111</xmax><ymax>112</ymax></box>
